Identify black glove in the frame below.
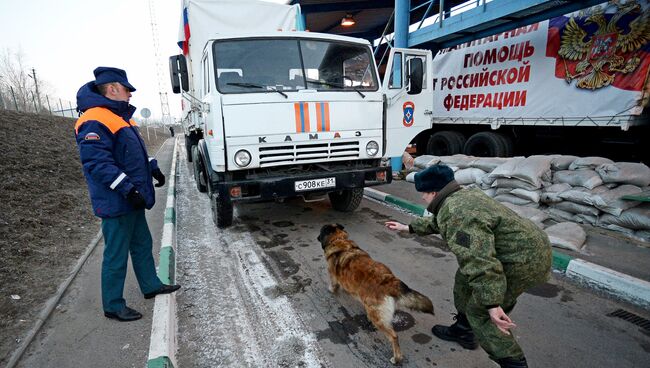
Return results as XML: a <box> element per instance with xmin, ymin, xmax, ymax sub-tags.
<box><xmin>127</xmin><ymin>188</ymin><xmax>146</xmax><ymax>210</ymax></box>
<box><xmin>152</xmin><ymin>168</ymin><xmax>165</xmax><ymax>187</ymax></box>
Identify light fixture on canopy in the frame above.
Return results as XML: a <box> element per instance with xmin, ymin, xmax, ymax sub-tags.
<box><xmin>341</xmin><ymin>13</ymin><xmax>355</xmax><ymax>27</ymax></box>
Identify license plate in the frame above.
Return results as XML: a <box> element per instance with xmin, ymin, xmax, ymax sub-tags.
<box><xmin>294</xmin><ymin>177</ymin><xmax>336</xmax><ymax>192</ymax></box>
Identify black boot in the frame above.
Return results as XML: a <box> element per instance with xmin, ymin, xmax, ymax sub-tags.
<box><xmin>495</xmin><ymin>357</ymin><xmax>528</xmax><ymax>368</ymax></box>
<box><xmin>431</xmin><ymin>313</ymin><xmax>479</xmax><ymax>350</ymax></box>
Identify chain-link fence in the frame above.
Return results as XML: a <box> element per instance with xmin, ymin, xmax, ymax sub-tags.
<box><xmin>0</xmin><ymin>87</ymin><xmax>77</xmax><ymax>118</ymax></box>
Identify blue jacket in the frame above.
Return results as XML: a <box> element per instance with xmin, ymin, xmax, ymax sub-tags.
<box><xmin>75</xmin><ymin>82</ymin><xmax>159</xmax><ymax>218</ymax></box>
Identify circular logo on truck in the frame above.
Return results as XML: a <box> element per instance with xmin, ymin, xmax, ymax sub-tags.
<box><xmin>402</xmin><ymin>101</ymin><xmax>415</xmax><ymax>127</ymax></box>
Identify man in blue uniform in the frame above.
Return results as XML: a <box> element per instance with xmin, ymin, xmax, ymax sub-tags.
<box><xmin>75</xmin><ymin>67</ymin><xmax>180</xmax><ymax>321</ymax></box>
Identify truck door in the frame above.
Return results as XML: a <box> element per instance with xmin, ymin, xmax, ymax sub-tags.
<box><xmin>382</xmin><ymin>48</ymin><xmax>433</xmax><ymax>158</ymax></box>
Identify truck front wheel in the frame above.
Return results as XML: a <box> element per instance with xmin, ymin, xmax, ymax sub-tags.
<box><xmin>211</xmin><ymin>193</ymin><xmax>233</xmax><ymax>228</ymax></box>
<box><xmin>329</xmin><ymin>188</ymin><xmax>363</xmax><ymax>212</ymax></box>
<box><xmin>191</xmin><ymin>146</ymin><xmax>208</xmax><ymax>193</ymax></box>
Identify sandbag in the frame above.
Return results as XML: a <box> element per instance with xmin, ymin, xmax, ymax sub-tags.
<box><xmin>405</xmin><ymin>171</ymin><xmax>416</xmax><ymax>183</ymax></box>
<box><xmin>402</xmin><ymin>151</ymin><xmax>415</xmax><ymax>171</ymax></box>
<box><xmin>439</xmin><ymin>154</ymin><xmax>476</xmax><ymax>169</ymax></box>
<box><xmin>595</xmin><ymin>162</ymin><xmax>650</xmax><ymax>187</ymax></box>
<box><xmin>455</xmin><ymin>168</ymin><xmax>487</xmax><ymax>185</ymax></box>
<box><xmin>545</xmin><ymin>222</ymin><xmax>586</xmax><ymax>251</ymax></box>
<box><xmin>492</xmin><ymin>178</ymin><xmax>541</xmax><ymax>191</ymax></box>
<box><xmin>558</xmin><ymin>186</ymin><xmax>608</xmax><ymax>206</ymax></box>
<box><xmin>548</xmin><ymin>208</ymin><xmax>575</xmax><ymax>222</ymax></box>
<box><xmin>510</xmin><ymin>188</ymin><xmax>541</xmax><ymax>203</ymax></box>
<box><xmin>589</xmin><ymin>185</ymin><xmax>642</xmax><ymax>216</ymax></box>
<box><xmin>550</xmin><ymin>155</ymin><xmax>579</xmax><ymax>171</ymax></box>
<box><xmin>553</xmin><ymin>169</ymin><xmax>603</xmax><ymax>189</ymax></box>
<box><xmin>482</xmin><ymin>188</ymin><xmax>497</xmax><ymax>197</ymax></box>
<box><xmin>490</xmin><ymin>157</ymin><xmax>526</xmax><ymax>179</ymax></box>
<box><xmin>501</xmin><ymin>202</ymin><xmax>549</xmax><ymax>223</ymax></box>
<box><xmin>573</xmin><ymin>214</ymin><xmax>598</xmax><ymax>226</ymax></box>
<box><xmin>494</xmin><ymin>194</ymin><xmax>534</xmax><ymax>206</ymax></box>
<box><xmin>414</xmin><ymin>155</ymin><xmax>440</xmax><ymax>169</ymax></box>
<box><xmin>598</xmin><ymin>204</ymin><xmax>650</xmax><ymax>230</ymax></box>
<box><xmin>634</xmin><ymin>230</ymin><xmax>650</xmax><ymax>242</ymax></box>
<box><xmin>541</xmin><ymin>183</ymin><xmax>572</xmax><ymax>204</ymax></box>
<box><xmin>495</xmin><ymin>187</ymin><xmax>513</xmax><ymax>196</ymax></box>
<box><xmin>569</xmin><ymin>156</ymin><xmax>613</xmax><ymax>170</ymax></box>
<box><xmin>553</xmin><ymin>201</ymin><xmax>600</xmax><ymax>216</ymax></box>
<box><xmin>471</xmin><ymin>157</ymin><xmax>510</xmax><ymax>172</ymax></box>
<box><xmin>508</xmin><ymin>155</ymin><xmax>553</xmax><ymax>188</ymax></box>
<box><xmin>598</xmin><ymin>223</ymin><xmax>636</xmax><ymax>236</ymax></box>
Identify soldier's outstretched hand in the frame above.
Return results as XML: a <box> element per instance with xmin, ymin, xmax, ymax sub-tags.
<box><xmin>385</xmin><ymin>221</ymin><xmax>408</xmax><ymax>232</ymax></box>
<box><xmin>488</xmin><ymin>306</ymin><xmax>517</xmax><ymax>335</ymax></box>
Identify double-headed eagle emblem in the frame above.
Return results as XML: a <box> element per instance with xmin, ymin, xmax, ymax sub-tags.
<box><xmin>558</xmin><ymin>0</ymin><xmax>650</xmax><ymax>89</ymax></box>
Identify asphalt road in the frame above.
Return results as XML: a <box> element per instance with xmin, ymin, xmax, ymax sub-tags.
<box><xmin>175</xmin><ymin>151</ymin><xmax>650</xmax><ymax>367</ymax></box>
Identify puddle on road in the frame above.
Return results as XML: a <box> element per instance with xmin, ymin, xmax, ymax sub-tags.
<box><xmin>392</xmin><ymin>311</ymin><xmax>415</xmax><ymax>332</ymax></box>
<box><xmin>359</xmin><ymin>207</ymin><xmax>391</xmax><ymax>221</ymax></box>
<box><xmin>257</xmin><ymin>233</ymin><xmax>290</xmax><ymax>249</ymax></box>
<box><xmin>264</xmin><ymin>275</ymin><xmax>312</xmax><ymax>299</ymax></box>
<box><xmin>406</xmin><ymin>247</ymin><xmax>446</xmax><ymax>258</ymax></box>
<box><xmin>316</xmin><ymin>306</ymin><xmax>376</xmax><ymax>344</ymax></box>
<box><xmin>273</xmin><ymin>221</ymin><xmax>294</xmax><ymax>228</ymax></box>
<box><xmin>525</xmin><ymin>282</ymin><xmax>561</xmax><ymax>298</ymax></box>
<box><xmin>372</xmin><ymin>231</ymin><xmax>396</xmax><ymax>244</ymax></box>
<box><xmin>411</xmin><ymin>333</ymin><xmax>432</xmax><ymax>344</ymax></box>
<box><xmin>266</xmin><ymin>249</ymin><xmax>300</xmax><ymax>277</ymax></box>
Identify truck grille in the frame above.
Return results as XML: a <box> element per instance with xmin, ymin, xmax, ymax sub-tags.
<box><xmin>259</xmin><ymin>141</ymin><xmax>360</xmax><ymax>167</ymax></box>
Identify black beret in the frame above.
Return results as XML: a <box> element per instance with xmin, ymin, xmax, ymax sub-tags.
<box><xmin>414</xmin><ymin>164</ymin><xmax>454</xmax><ymax>192</ymax></box>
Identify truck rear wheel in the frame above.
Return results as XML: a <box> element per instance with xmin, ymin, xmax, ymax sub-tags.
<box><xmin>191</xmin><ymin>146</ymin><xmax>208</xmax><ymax>193</ymax></box>
<box><xmin>497</xmin><ymin>133</ymin><xmax>514</xmax><ymax>157</ymax></box>
<box><xmin>463</xmin><ymin>132</ymin><xmax>507</xmax><ymax>157</ymax></box>
<box><xmin>329</xmin><ymin>188</ymin><xmax>363</xmax><ymax>212</ymax></box>
<box><xmin>426</xmin><ymin>131</ymin><xmax>466</xmax><ymax>156</ymax></box>
<box><xmin>211</xmin><ymin>193</ymin><xmax>233</xmax><ymax>228</ymax></box>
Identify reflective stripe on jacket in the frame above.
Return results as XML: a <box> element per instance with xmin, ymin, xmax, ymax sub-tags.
<box><xmin>75</xmin><ymin>107</ymin><xmax>158</xmax><ymax>218</ymax></box>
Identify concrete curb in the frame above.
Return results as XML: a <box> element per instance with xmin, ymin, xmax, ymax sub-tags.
<box><xmin>364</xmin><ymin>187</ymin><xmax>650</xmax><ymax>309</ymax></box>
<box><xmin>147</xmin><ymin>137</ymin><xmax>179</xmax><ymax>368</ymax></box>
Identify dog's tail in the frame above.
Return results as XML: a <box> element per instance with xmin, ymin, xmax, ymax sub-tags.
<box><xmin>397</xmin><ymin>281</ymin><xmax>434</xmax><ymax>315</ymax></box>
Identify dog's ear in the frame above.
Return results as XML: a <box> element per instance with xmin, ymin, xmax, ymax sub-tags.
<box><xmin>318</xmin><ymin>224</ymin><xmax>337</xmax><ymax>245</ymax></box>
<box><xmin>336</xmin><ymin>223</ymin><xmax>345</xmax><ymax>230</ymax></box>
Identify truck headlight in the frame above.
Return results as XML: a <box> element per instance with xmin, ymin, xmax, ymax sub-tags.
<box><xmin>234</xmin><ymin>150</ymin><xmax>251</xmax><ymax>167</ymax></box>
<box><xmin>366</xmin><ymin>141</ymin><xmax>379</xmax><ymax>157</ymax></box>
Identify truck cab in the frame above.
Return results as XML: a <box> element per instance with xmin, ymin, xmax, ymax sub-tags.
<box><xmin>171</xmin><ymin>32</ymin><xmax>409</xmax><ymax>227</ymax></box>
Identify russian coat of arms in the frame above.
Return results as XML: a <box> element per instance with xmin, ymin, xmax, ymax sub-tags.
<box><xmin>556</xmin><ymin>0</ymin><xmax>650</xmax><ymax>90</ymax></box>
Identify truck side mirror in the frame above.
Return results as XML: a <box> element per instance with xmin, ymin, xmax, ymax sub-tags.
<box><xmin>169</xmin><ymin>54</ymin><xmax>189</xmax><ymax>94</ymax></box>
<box><xmin>406</xmin><ymin>58</ymin><xmax>423</xmax><ymax>95</ymax></box>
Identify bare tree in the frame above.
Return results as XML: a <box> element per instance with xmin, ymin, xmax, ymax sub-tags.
<box><xmin>0</xmin><ymin>48</ymin><xmax>38</xmax><ymax>112</ymax></box>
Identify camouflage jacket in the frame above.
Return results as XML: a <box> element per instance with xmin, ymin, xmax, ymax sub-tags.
<box><xmin>410</xmin><ymin>182</ymin><xmax>552</xmax><ymax>307</ymax></box>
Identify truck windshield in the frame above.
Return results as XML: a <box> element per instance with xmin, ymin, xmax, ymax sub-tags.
<box><xmin>214</xmin><ymin>38</ymin><xmax>378</xmax><ymax>94</ymax></box>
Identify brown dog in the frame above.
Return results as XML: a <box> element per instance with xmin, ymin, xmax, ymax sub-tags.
<box><xmin>317</xmin><ymin>224</ymin><xmax>434</xmax><ymax>365</ymax></box>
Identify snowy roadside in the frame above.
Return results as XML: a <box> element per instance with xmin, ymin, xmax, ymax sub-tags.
<box><xmin>174</xmin><ymin>154</ymin><xmax>327</xmax><ymax>367</ymax></box>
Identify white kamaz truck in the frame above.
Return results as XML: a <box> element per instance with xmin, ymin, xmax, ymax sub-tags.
<box><xmin>169</xmin><ymin>0</ymin><xmax>430</xmax><ymax>227</ymax></box>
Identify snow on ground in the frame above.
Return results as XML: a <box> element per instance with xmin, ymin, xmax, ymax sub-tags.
<box><xmin>175</xmin><ymin>155</ymin><xmax>327</xmax><ymax>367</ymax></box>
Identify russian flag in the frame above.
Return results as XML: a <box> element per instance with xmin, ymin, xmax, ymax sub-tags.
<box><xmin>178</xmin><ymin>6</ymin><xmax>191</xmax><ymax>55</ymax></box>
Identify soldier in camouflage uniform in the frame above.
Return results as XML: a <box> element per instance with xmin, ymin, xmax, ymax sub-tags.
<box><xmin>386</xmin><ymin>164</ymin><xmax>551</xmax><ymax>368</ymax></box>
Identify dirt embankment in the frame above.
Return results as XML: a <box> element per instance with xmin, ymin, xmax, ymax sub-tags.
<box><xmin>0</xmin><ymin>109</ymin><xmax>168</xmax><ymax>363</ymax></box>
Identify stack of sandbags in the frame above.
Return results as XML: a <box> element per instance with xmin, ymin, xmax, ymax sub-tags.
<box><xmin>406</xmin><ymin>154</ymin><xmax>650</xmax><ymax>241</ymax></box>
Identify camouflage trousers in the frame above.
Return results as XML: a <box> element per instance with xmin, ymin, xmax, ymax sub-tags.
<box><xmin>453</xmin><ymin>270</ymin><xmax>530</xmax><ymax>361</ymax></box>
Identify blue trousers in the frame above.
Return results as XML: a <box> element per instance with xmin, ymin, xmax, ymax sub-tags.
<box><xmin>100</xmin><ymin>210</ymin><xmax>162</xmax><ymax>313</ymax></box>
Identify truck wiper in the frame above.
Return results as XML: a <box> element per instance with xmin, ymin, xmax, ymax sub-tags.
<box><xmin>305</xmin><ymin>79</ymin><xmax>366</xmax><ymax>98</ymax></box>
<box><xmin>226</xmin><ymin>82</ymin><xmax>287</xmax><ymax>98</ymax></box>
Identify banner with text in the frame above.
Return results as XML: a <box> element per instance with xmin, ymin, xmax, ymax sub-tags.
<box><xmin>431</xmin><ymin>0</ymin><xmax>650</xmax><ymax>119</ymax></box>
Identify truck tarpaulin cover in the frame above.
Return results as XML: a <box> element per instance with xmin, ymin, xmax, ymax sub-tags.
<box><xmin>177</xmin><ymin>0</ymin><xmax>300</xmax><ymax>88</ymax></box>
<box><xmin>431</xmin><ymin>0</ymin><xmax>650</xmax><ymax>119</ymax></box>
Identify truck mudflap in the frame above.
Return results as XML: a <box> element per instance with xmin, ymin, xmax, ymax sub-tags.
<box><xmin>214</xmin><ymin>166</ymin><xmax>392</xmax><ymax>203</ymax></box>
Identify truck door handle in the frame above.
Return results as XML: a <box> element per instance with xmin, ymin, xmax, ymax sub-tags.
<box><xmin>424</xmin><ymin>109</ymin><xmax>432</xmax><ymax>115</ymax></box>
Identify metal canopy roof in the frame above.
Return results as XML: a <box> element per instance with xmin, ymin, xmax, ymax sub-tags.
<box><xmin>291</xmin><ymin>0</ymin><xmax>609</xmax><ymax>50</ymax></box>
<box><xmin>290</xmin><ymin>0</ymin><xmax>470</xmax><ymax>42</ymax></box>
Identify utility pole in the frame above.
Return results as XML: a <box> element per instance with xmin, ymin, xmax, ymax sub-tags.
<box><xmin>148</xmin><ymin>0</ymin><xmax>173</xmax><ymax>127</ymax></box>
<box><xmin>30</xmin><ymin>68</ymin><xmax>42</xmax><ymax>111</ymax></box>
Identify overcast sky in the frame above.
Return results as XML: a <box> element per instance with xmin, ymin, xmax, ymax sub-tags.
<box><xmin>0</xmin><ymin>0</ymin><xmax>287</xmax><ymax>121</ymax></box>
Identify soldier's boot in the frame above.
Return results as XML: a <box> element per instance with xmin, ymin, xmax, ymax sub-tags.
<box><xmin>495</xmin><ymin>357</ymin><xmax>528</xmax><ymax>368</ymax></box>
<box><xmin>431</xmin><ymin>313</ymin><xmax>479</xmax><ymax>350</ymax></box>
